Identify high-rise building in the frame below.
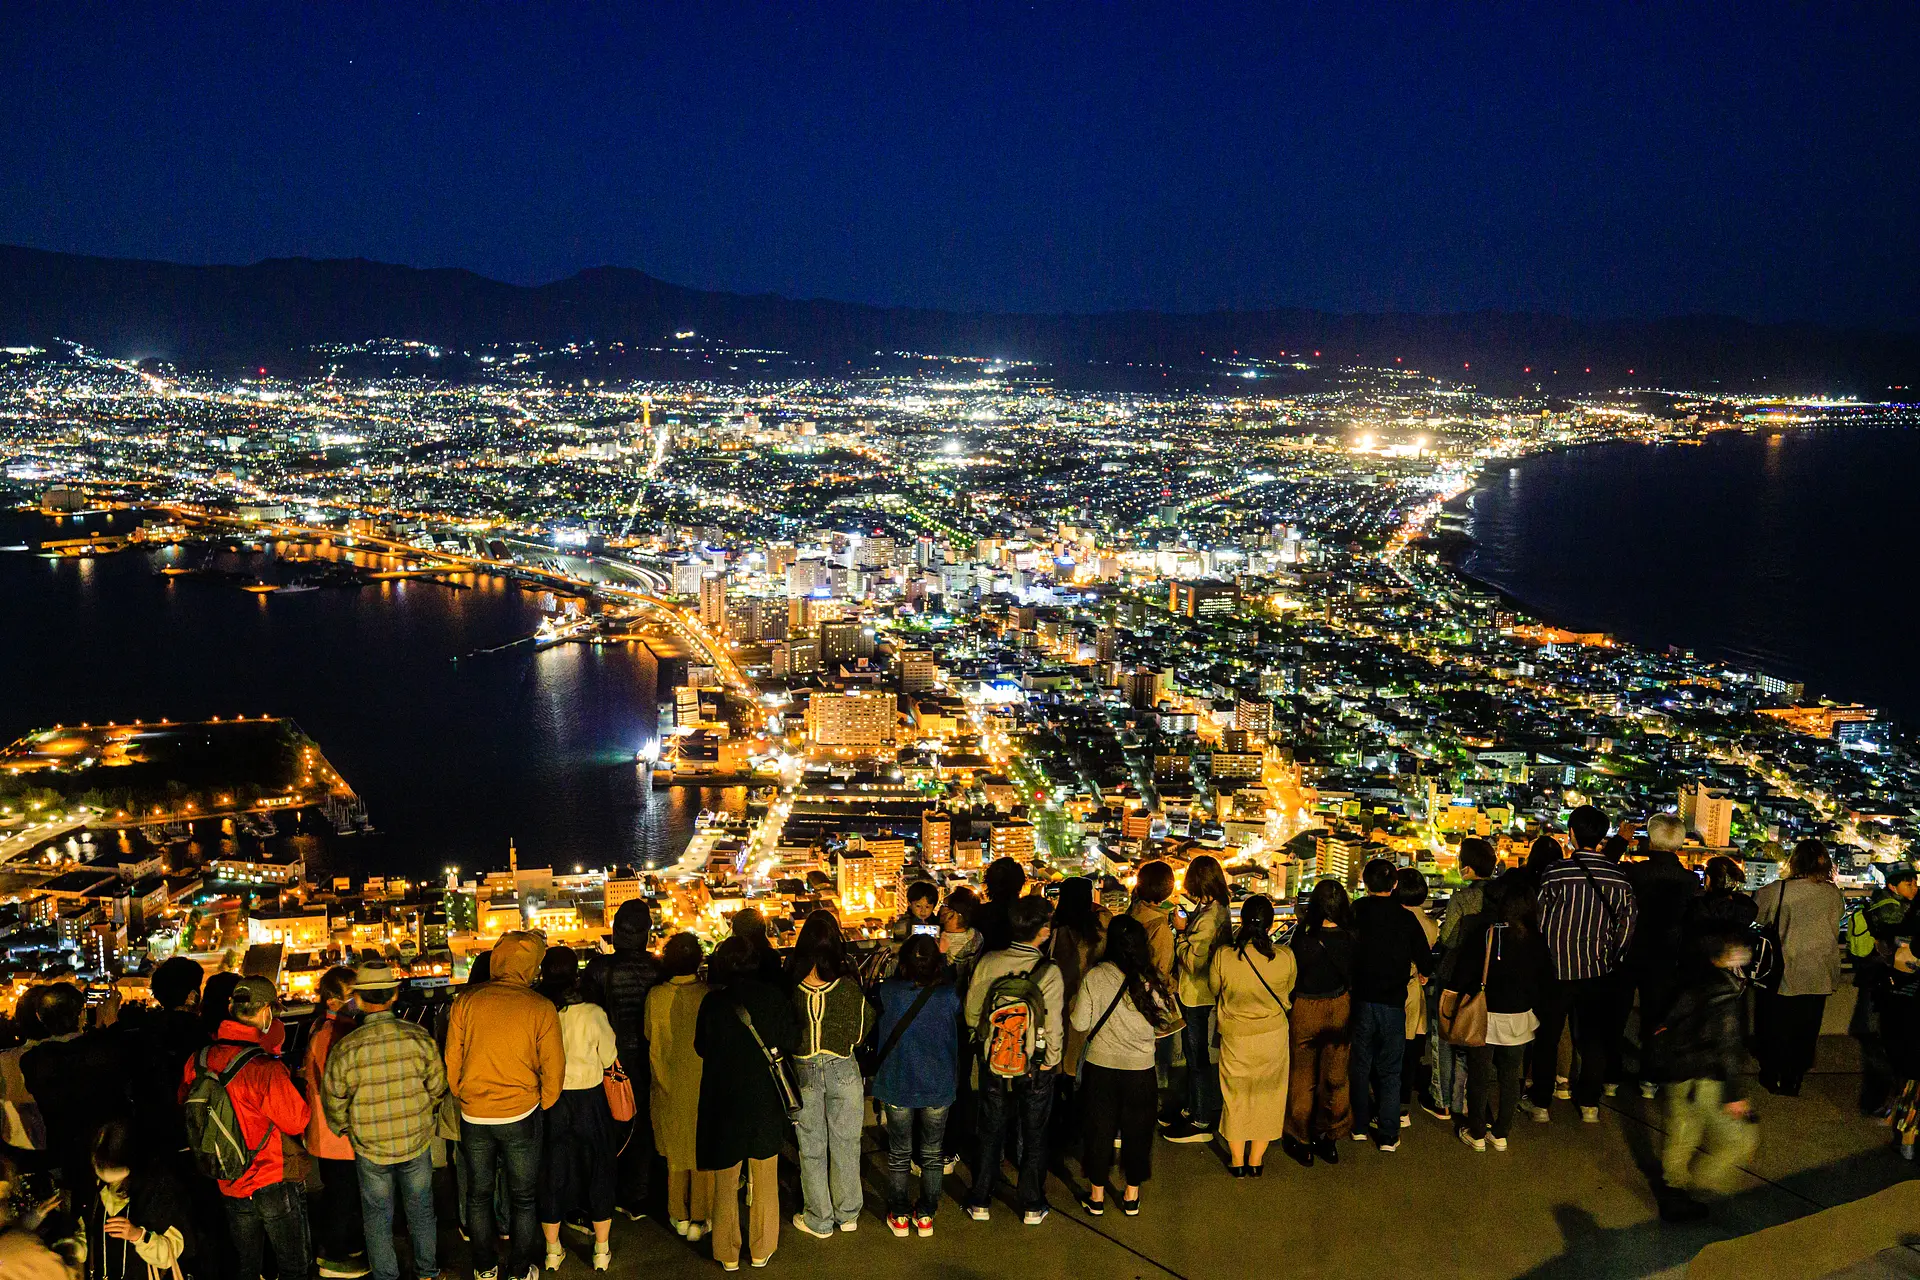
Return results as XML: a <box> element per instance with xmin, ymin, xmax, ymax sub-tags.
<box><xmin>807</xmin><ymin>689</ymin><xmax>896</xmax><ymax>747</ymax></box>
<box><xmin>699</xmin><ymin>573</ymin><xmax>727</xmax><ymax>630</ymax></box>
<box><xmin>989</xmin><ymin>819</ymin><xmax>1036</xmax><ymax>865</ymax></box>
<box><xmin>1679</xmin><ymin>781</ymin><xmax>1735</xmax><ymax>849</ymax></box>
<box><xmin>819</xmin><ymin>619</ymin><xmax>872</xmax><ymax>667</ymax></box>
<box><xmin>921</xmin><ymin>809</ymin><xmax>953</xmax><ymax>865</ymax></box>
<box><xmin>1168</xmin><ymin>580</ymin><xmax>1239</xmax><ymax>619</ymax></box>
<box><xmin>770</xmin><ymin>637</ymin><xmax>818</xmax><ymax>679</ymax></box>
<box><xmin>1235</xmin><ymin>696</ymin><xmax>1273</xmax><ymax>738</ymax></box>
<box><xmin>899</xmin><ymin>649</ymin><xmax>938</xmax><ymax>694</ymax></box>
<box><xmin>765</xmin><ymin>541</ymin><xmax>798</xmax><ymax>579</ymax></box>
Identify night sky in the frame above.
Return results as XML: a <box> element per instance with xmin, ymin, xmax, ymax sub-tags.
<box><xmin>3</xmin><ymin>3</ymin><xmax>1915</xmax><ymax>327</ymax></box>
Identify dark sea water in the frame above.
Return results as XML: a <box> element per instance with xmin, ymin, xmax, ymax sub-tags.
<box><xmin>1462</xmin><ymin>425</ymin><xmax>1920</xmax><ymax>722</ymax></box>
<box><xmin>0</xmin><ymin>510</ymin><xmax>739</xmax><ymax>879</ymax></box>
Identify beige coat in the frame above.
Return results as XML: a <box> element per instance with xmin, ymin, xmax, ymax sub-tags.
<box><xmin>1405</xmin><ymin>907</ymin><xmax>1440</xmax><ymax>1036</ymax></box>
<box><xmin>1130</xmin><ymin>900</ymin><xmax>1177</xmax><ymax>993</ymax></box>
<box><xmin>646</xmin><ymin>975</ymin><xmax>709</xmax><ymax>1169</ymax></box>
<box><xmin>1210</xmin><ymin>944</ymin><xmax>1297</xmax><ymax>1145</ymax></box>
<box><xmin>1176</xmin><ymin>901</ymin><xmax>1231</xmax><ymax>1008</ymax></box>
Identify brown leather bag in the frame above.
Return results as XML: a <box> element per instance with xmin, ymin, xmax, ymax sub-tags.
<box><xmin>1437</xmin><ymin>926</ymin><xmax>1496</xmax><ymax>1048</ymax></box>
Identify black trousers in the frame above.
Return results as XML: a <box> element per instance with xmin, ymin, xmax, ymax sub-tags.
<box><xmin>1079</xmin><ymin>1063</ymin><xmax>1156</xmax><ymax>1188</ymax></box>
<box><xmin>1757</xmin><ymin>991</ymin><xmax>1827</xmax><ymax>1090</ymax></box>
<box><xmin>316</xmin><ymin>1156</ymin><xmax>365</xmax><ymax>1261</ymax></box>
<box><xmin>1626</xmin><ymin>967</ymin><xmax>1678</xmax><ymax>1083</ymax></box>
<box><xmin>1528</xmin><ymin>973</ymin><xmax>1626</xmax><ymax>1108</ymax></box>
<box><xmin>1465</xmin><ymin>1044</ymin><xmax>1526</xmax><ymax>1139</ymax></box>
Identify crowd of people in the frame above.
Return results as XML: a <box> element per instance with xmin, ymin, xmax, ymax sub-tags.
<box><xmin>0</xmin><ymin>802</ymin><xmax>1914</xmax><ymax>1277</ymax></box>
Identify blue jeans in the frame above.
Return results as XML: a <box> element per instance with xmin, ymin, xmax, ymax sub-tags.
<box><xmin>461</xmin><ymin>1111</ymin><xmax>542</xmax><ymax>1277</ymax></box>
<box><xmin>225</xmin><ymin>1180</ymin><xmax>310</xmax><ymax>1280</ymax></box>
<box><xmin>1349</xmin><ymin>1001</ymin><xmax>1407</xmax><ymax>1145</ymax></box>
<box><xmin>358</xmin><ymin>1149</ymin><xmax>437</xmax><ymax>1280</ymax></box>
<box><xmin>882</xmin><ymin>1103</ymin><xmax>950</xmax><ymax>1217</ymax></box>
<box><xmin>1180</xmin><ymin>1002</ymin><xmax>1221</xmax><ymax>1126</ymax></box>
<box><xmin>794</xmin><ymin>1055</ymin><xmax>865</xmax><ymax>1231</ymax></box>
<box><xmin>969</xmin><ymin>1071</ymin><xmax>1054</xmax><ymax>1212</ymax></box>
<box><xmin>1428</xmin><ymin>983</ymin><xmax>1466</xmax><ymax>1112</ymax></box>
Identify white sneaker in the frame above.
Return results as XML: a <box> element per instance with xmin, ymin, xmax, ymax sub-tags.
<box><xmin>1458</xmin><ymin>1129</ymin><xmax>1486</xmax><ymax>1153</ymax></box>
<box><xmin>670</xmin><ymin>1219</ymin><xmax>690</xmax><ymax>1238</ymax></box>
<box><xmin>1377</xmin><ymin>1140</ymin><xmax>1400</xmax><ymax>1153</ymax></box>
<box><xmin>1527</xmin><ymin>1104</ymin><xmax>1551</xmax><ymax>1123</ymax></box>
<box><xmin>1553</xmin><ymin>1085</ymin><xmax>1572</xmax><ymax>1102</ymax></box>
<box><xmin>686</xmin><ymin>1223</ymin><xmax>707</xmax><ymax>1243</ymax></box>
<box><xmin>1640</xmin><ymin>1082</ymin><xmax>1658</xmax><ymax>1100</ymax></box>
<box><xmin>1489</xmin><ymin>1135</ymin><xmax>1509</xmax><ymax>1151</ymax></box>
<box><xmin>591</xmin><ymin>1246</ymin><xmax>610</xmax><ymax>1273</ymax></box>
<box><xmin>1603</xmin><ymin>1083</ymin><xmax>1619</xmax><ymax>1098</ymax></box>
<box><xmin>1351</xmin><ymin>1130</ymin><xmax>1372</xmax><ymax>1141</ymax></box>
<box><xmin>965</xmin><ymin>1204</ymin><xmax>990</xmax><ymax>1222</ymax></box>
<box><xmin>790</xmin><ymin>1213</ymin><xmax>835</xmax><ymax>1240</ymax></box>
<box><xmin>545</xmin><ymin>1245</ymin><xmax>566</xmax><ymax>1271</ymax></box>
<box><xmin>1581</xmin><ymin>1106</ymin><xmax>1600</xmax><ymax>1124</ymax></box>
<box><xmin>836</xmin><ymin>1220</ymin><xmax>857</xmax><ymax>1233</ymax></box>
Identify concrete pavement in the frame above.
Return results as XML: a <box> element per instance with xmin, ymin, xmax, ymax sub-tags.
<box><xmin>495</xmin><ymin>1039</ymin><xmax>1917</xmax><ymax>1280</ymax></box>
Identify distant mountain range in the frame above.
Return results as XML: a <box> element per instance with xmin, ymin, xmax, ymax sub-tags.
<box><xmin>1</xmin><ymin>243</ymin><xmax>1914</xmax><ymax>392</ymax></box>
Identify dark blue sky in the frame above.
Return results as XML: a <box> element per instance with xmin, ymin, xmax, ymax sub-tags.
<box><xmin>4</xmin><ymin>3</ymin><xmax>1915</xmax><ymax>326</ymax></box>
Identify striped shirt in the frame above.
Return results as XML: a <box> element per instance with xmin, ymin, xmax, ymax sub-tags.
<box><xmin>321</xmin><ymin>1010</ymin><xmax>447</xmax><ymax>1165</ymax></box>
<box><xmin>1537</xmin><ymin>853</ymin><xmax>1639</xmax><ymax>982</ymax></box>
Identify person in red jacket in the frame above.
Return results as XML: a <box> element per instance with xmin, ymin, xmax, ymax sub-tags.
<box><xmin>179</xmin><ymin>976</ymin><xmax>312</xmax><ymax>1280</ymax></box>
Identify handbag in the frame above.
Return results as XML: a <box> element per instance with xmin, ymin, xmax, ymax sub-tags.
<box><xmin>1437</xmin><ymin>924</ymin><xmax>1495</xmax><ymax>1048</ymax></box>
<box><xmin>602</xmin><ymin>1058</ymin><xmax>636</xmax><ymax>1123</ymax></box>
<box><xmin>733</xmin><ymin>1001</ymin><xmax>803</xmax><ymax>1122</ymax></box>
<box><xmin>1748</xmin><ymin>882</ymin><xmax>1788</xmax><ymax>992</ymax></box>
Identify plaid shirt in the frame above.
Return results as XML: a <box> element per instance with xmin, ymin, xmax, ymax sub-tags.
<box><xmin>321</xmin><ymin>1010</ymin><xmax>446</xmax><ymax>1164</ymax></box>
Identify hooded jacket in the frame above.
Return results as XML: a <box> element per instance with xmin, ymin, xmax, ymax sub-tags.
<box><xmin>445</xmin><ymin>932</ymin><xmax>565</xmax><ymax>1121</ymax></box>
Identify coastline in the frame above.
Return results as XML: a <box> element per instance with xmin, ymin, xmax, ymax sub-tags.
<box><xmin>1426</xmin><ymin>431</ymin><xmax>1899</xmax><ymax>728</ymax></box>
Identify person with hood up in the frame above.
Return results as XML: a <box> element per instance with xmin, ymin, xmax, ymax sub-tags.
<box><xmin>446</xmin><ymin>931</ymin><xmax>565</xmax><ymax>1280</ymax></box>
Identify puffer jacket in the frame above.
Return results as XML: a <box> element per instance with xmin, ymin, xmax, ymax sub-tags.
<box><xmin>587</xmin><ymin>902</ymin><xmax>662</xmax><ymax>1069</ymax></box>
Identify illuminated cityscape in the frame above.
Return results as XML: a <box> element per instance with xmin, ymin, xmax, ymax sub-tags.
<box><xmin>3</xmin><ymin>340</ymin><xmax>1914</xmax><ymax>993</ymax></box>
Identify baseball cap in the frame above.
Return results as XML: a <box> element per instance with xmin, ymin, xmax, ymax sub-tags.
<box><xmin>227</xmin><ymin>975</ymin><xmax>277</xmax><ymax>1018</ymax></box>
<box><xmin>1885</xmin><ymin>863</ymin><xmax>1917</xmax><ymax>886</ymax></box>
<box><xmin>354</xmin><ymin>959</ymin><xmax>403</xmax><ymax>991</ymax></box>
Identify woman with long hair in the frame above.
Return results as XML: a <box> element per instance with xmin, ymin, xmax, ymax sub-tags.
<box><xmin>1283</xmin><ymin>878</ymin><xmax>1356</xmax><ymax>1167</ymax></box>
<box><xmin>1050</xmin><ymin>877</ymin><xmax>1112</xmax><ymax>1085</ymax></box>
<box><xmin>1070</xmin><ymin>914</ymin><xmax>1179</xmax><ymax>1216</ymax></box>
<box><xmin>647</xmin><ymin>933</ymin><xmax>714</xmax><ymax>1242</ymax></box>
<box><xmin>85</xmin><ymin>1119</ymin><xmax>193</xmax><ymax>1280</ymax></box>
<box><xmin>696</xmin><ymin>936</ymin><xmax>799</xmax><ymax>1270</ymax></box>
<box><xmin>870</xmin><ymin>936</ymin><xmax>963</xmax><ymax>1236</ymax></box>
<box><xmin>1168</xmin><ymin>856</ymin><xmax>1231</xmax><ymax>1142</ymax></box>
<box><xmin>1396</xmin><ymin>868</ymin><xmax>1440</xmax><ymax>1120</ymax></box>
<box><xmin>1210</xmin><ymin>894</ymin><xmax>1296</xmax><ymax>1176</ymax></box>
<box><xmin>1753</xmin><ymin>840</ymin><xmax>1845</xmax><ymax>1095</ymax></box>
<box><xmin>535</xmin><ymin>945</ymin><xmax>619</xmax><ymax>1270</ymax></box>
<box><xmin>787</xmin><ymin>910</ymin><xmax>874</xmax><ymax>1239</ymax></box>
<box><xmin>1447</xmin><ymin>873</ymin><xmax>1551</xmax><ymax>1150</ymax></box>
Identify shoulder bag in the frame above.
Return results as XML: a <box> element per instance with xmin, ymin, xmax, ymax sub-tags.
<box><xmin>1070</xmin><ymin>979</ymin><xmax>1130</xmax><ymax>1083</ymax></box>
<box><xmin>1437</xmin><ymin>925</ymin><xmax>1495</xmax><ymax>1048</ymax></box>
<box><xmin>732</xmin><ymin>1001</ymin><xmax>803</xmax><ymax>1122</ymax></box>
<box><xmin>858</xmin><ymin>983</ymin><xmax>937</xmax><ymax>1078</ymax></box>
<box><xmin>602</xmin><ymin>1059</ymin><xmax>636</xmax><ymax>1122</ymax></box>
<box><xmin>1747</xmin><ymin>880</ymin><xmax>1787</xmax><ymax>992</ymax></box>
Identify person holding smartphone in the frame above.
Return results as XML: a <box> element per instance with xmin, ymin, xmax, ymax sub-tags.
<box><xmin>86</xmin><ymin>1119</ymin><xmax>194</xmax><ymax>1280</ymax></box>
